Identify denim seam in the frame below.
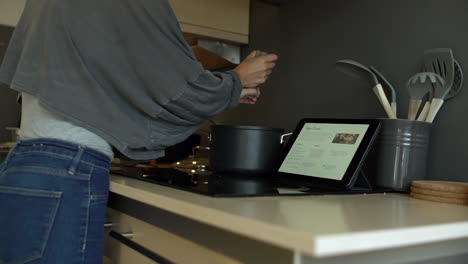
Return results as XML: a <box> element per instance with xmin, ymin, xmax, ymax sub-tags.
<box><xmin>90</xmin><ymin>194</ymin><xmax>108</xmax><ymax>201</ymax></box>
<box><xmin>81</xmin><ymin>166</ymin><xmax>93</xmax><ymax>263</ymax></box>
<box><xmin>3</xmin><ymin>166</ymin><xmax>91</xmax><ymax>180</ymax></box>
<box><xmin>0</xmin><ymin>186</ymin><xmax>62</xmax><ymax>198</ymax></box>
<box><xmin>11</xmin><ymin>150</ymin><xmax>110</xmax><ymax>171</ymax></box>
<box><xmin>13</xmin><ymin>248</ymin><xmax>41</xmax><ymax>263</ymax></box>
<box><xmin>0</xmin><ymin>150</ymin><xmax>14</xmax><ymax>174</ymax></box>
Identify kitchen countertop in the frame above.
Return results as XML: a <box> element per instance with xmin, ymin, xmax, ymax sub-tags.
<box><xmin>109</xmin><ymin>174</ymin><xmax>468</xmax><ymax>258</ymax></box>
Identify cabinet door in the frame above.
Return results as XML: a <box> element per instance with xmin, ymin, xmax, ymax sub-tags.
<box><xmin>104</xmin><ymin>208</ymin><xmax>242</xmax><ymax>264</ymax></box>
<box><xmin>169</xmin><ymin>0</ymin><xmax>250</xmax><ymax>43</ymax></box>
<box><xmin>104</xmin><ymin>236</ymin><xmax>155</xmax><ymax>264</ymax></box>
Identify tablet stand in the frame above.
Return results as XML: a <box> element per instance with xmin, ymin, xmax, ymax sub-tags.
<box><xmin>348</xmin><ymin>169</ymin><xmax>373</xmax><ymax>191</ymax></box>
<box><xmin>281</xmin><ymin>169</ymin><xmax>376</xmax><ymax>194</ymax></box>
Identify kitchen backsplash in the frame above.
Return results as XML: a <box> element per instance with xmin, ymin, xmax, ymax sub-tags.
<box><xmin>2</xmin><ymin>1</ymin><xmax>467</xmax><ymax>183</ymax></box>
<box><xmin>218</xmin><ymin>0</ymin><xmax>468</xmax><ymax>183</ymax></box>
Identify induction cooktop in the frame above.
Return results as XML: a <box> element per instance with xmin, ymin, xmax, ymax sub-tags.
<box><xmin>110</xmin><ymin>118</ymin><xmax>394</xmax><ymax>197</ymax></box>
<box><xmin>110</xmin><ymin>166</ymin><xmax>384</xmax><ymax>197</ymax></box>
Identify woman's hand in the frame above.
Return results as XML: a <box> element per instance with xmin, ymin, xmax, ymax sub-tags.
<box><xmin>239</xmin><ymin>88</ymin><xmax>260</xmax><ymax>104</ymax></box>
<box><xmin>233</xmin><ymin>51</ymin><xmax>278</xmax><ymax>88</ymax></box>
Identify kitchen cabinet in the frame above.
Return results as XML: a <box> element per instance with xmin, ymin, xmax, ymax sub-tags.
<box><xmin>0</xmin><ymin>0</ymin><xmax>249</xmax><ymax>44</ymax></box>
<box><xmin>107</xmin><ymin>174</ymin><xmax>468</xmax><ymax>264</ymax></box>
<box><xmin>0</xmin><ymin>0</ymin><xmax>26</xmax><ymax>26</ymax></box>
<box><xmin>169</xmin><ymin>0</ymin><xmax>250</xmax><ymax>44</ymax></box>
<box><xmin>104</xmin><ymin>207</ymin><xmax>242</xmax><ymax>264</ymax></box>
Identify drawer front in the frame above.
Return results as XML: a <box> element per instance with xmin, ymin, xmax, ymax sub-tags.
<box><xmin>104</xmin><ymin>208</ymin><xmax>242</xmax><ymax>264</ymax></box>
<box><xmin>104</xmin><ymin>235</ymin><xmax>155</xmax><ymax>264</ymax></box>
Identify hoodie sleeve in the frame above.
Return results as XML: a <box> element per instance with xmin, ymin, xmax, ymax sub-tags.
<box><xmin>155</xmin><ymin>70</ymin><xmax>243</xmax><ymax>126</ymax></box>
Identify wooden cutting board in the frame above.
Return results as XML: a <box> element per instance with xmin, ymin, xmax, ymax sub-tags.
<box><xmin>411</xmin><ymin>180</ymin><xmax>468</xmax><ymax>194</ymax></box>
<box><xmin>410</xmin><ymin>186</ymin><xmax>468</xmax><ymax>199</ymax></box>
<box><xmin>410</xmin><ymin>192</ymin><xmax>468</xmax><ymax>206</ymax></box>
<box><xmin>410</xmin><ymin>180</ymin><xmax>468</xmax><ymax>206</ymax></box>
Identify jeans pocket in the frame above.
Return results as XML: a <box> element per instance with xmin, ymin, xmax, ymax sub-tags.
<box><xmin>0</xmin><ymin>186</ymin><xmax>62</xmax><ymax>264</ymax></box>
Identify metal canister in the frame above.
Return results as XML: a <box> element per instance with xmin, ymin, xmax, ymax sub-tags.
<box><xmin>375</xmin><ymin>119</ymin><xmax>432</xmax><ymax>192</ymax></box>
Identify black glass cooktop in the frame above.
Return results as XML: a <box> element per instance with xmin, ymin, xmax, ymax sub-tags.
<box><xmin>110</xmin><ymin>167</ymin><xmax>382</xmax><ymax>197</ymax></box>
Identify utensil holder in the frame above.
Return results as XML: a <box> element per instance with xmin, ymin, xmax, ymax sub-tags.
<box><xmin>375</xmin><ymin>119</ymin><xmax>432</xmax><ymax>192</ymax></box>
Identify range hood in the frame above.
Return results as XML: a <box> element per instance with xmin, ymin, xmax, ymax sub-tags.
<box><xmin>184</xmin><ymin>33</ymin><xmax>241</xmax><ymax>70</ymax></box>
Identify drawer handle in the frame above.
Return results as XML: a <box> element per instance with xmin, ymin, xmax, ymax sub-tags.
<box><xmin>109</xmin><ymin>230</ymin><xmax>175</xmax><ymax>264</ymax></box>
<box><xmin>120</xmin><ymin>232</ymin><xmax>134</xmax><ymax>239</ymax></box>
<box><xmin>104</xmin><ymin>222</ymin><xmax>114</xmax><ymax>228</ymax></box>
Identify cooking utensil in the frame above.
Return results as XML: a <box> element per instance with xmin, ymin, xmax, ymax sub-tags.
<box><xmin>369</xmin><ymin>66</ymin><xmax>397</xmax><ymax>116</ymax></box>
<box><xmin>416</xmin><ymin>88</ymin><xmax>433</xmax><ymax>121</ymax></box>
<box><xmin>425</xmin><ymin>97</ymin><xmax>446</xmax><ymax>123</ymax></box>
<box><xmin>406</xmin><ymin>73</ymin><xmax>434</xmax><ymax>120</ymax></box>
<box><xmin>423</xmin><ymin>48</ymin><xmax>455</xmax><ymax>123</ymax></box>
<box><xmin>209</xmin><ymin>125</ymin><xmax>286</xmax><ymax>174</ymax></box>
<box><xmin>406</xmin><ymin>72</ymin><xmax>444</xmax><ymax>121</ymax></box>
<box><xmin>424</xmin><ymin>48</ymin><xmax>455</xmax><ymax>95</ymax></box>
<box><xmin>417</xmin><ymin>58</ymin><xmax>462</xmax><ymax>121</ymax></box>
<box><xmin>255</xmin><ymin>50</ymin><xmax>268</xmax><ymax>57</ymax></box>
<box><xmin>445</xmin><ymin>59</ymin><xmax>464</xmax><ymax>101</ymax></box>
<box><xmin>335</xmin><ymin>60</ymin><xmax>397</xmax><ymax>119</ymax></box>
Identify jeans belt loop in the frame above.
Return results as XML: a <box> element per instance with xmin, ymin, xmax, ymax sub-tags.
<box><xmin>68</xmin><ymin>145</ymin><xmax>85</xmax><ymax>176</ymax></box>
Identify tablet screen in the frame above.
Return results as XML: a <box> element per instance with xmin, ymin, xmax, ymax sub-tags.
<box><xmin>278</xmin><ymin>123</ymin><xmax>370</xmax><ymax>180</ymax></box>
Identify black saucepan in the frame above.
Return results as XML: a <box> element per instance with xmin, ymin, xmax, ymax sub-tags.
<box><xmin>209</xmin><ymin>125</ymin><xmax>290</xmax><ymax>174</ymax></box>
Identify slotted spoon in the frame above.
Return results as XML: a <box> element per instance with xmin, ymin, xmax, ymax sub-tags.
<box><xmin>406</xmin><ymin>72</ymin><xmax>444</xmax><ymax>121</ymax></box>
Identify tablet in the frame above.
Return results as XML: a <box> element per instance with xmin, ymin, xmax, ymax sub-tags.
<box><xmin>276</xmin><ymin>118</ymin><xmax>381</xmax><ymax>189</ymax></box>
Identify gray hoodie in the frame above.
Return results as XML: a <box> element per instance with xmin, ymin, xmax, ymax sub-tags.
<box><xmin>0</xmin><ymin>0</ymin><xmax>242</xmax><ymax>160</ymax></box>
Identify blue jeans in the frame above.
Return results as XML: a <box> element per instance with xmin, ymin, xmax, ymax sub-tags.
<box><xmin>0</xmin><ymin>139</ymin><xmax>111</xmax><ymax>264</ymax></box>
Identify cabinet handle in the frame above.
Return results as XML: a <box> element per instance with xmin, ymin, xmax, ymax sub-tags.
<box><xmin>104</xmin><ymin>222</ymin><xmax>114</xmax><ymax>228</ymax></box>
<box><xmin>109</xmin><ymin>230</ymin><xmax>175</xmax><ymax>264</ymax></box>
<box><xmin>120</xmin><ymin>232</ymin><xmax>134</xmax><ymax>239</ymax></box>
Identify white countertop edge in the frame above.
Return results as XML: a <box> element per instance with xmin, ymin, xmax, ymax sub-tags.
<box><xmin>110</xmin><ymin>177</ymin><xmax>468</xmax><ymax>257</ymax></box>
<box><xmin>314</xmin><ymin>221</ymin><xmax>468</xmax><ymax>257</ymax></box>
<box><xmin>109</xmin><ymin>180</ymin><xmax>318</xmax><ymax>255</ymax></box>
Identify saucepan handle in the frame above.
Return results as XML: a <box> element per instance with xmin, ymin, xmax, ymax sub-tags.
<box><xmin>280</xmin><ymin>133</ymin><xmax>293</xmax><ymax>144</ymax></box>
<box><xmin>207</xmin><ymin>119</ymin><xmax>221</xmax><ymax>142</ymax></box>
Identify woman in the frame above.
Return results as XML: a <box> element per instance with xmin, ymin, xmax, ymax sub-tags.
<box><xmin>0</xmin><ymin>0</ymin><xmax>278</xmax><ymax>263</ymax></box>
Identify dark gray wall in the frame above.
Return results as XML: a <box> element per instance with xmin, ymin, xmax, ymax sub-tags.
<box><xmin>219</xmin><ymin>0</ymin><xmax>468</xmax><ymax>182</ymax></box>
<box><xmin>0</xmin><ymin>25</ymin><xmax>21</xmax><ymax>142</ymax></box>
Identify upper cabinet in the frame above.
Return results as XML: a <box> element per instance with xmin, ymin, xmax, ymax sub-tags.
<box><xmin>0</xmin><ymin>0</ymin><xmax>27</xmax><ymax>27</ymax></box>
<box><xmin>168</xmin><ymin>0</ymin><xmax>250</xmax><ymax>44</ymax></box>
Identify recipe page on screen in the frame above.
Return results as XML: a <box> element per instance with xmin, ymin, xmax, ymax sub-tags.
<box><xmin>279</xmin><ymin>123</ymin><xmax>370</xmax><ymax>180</ymax></box>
